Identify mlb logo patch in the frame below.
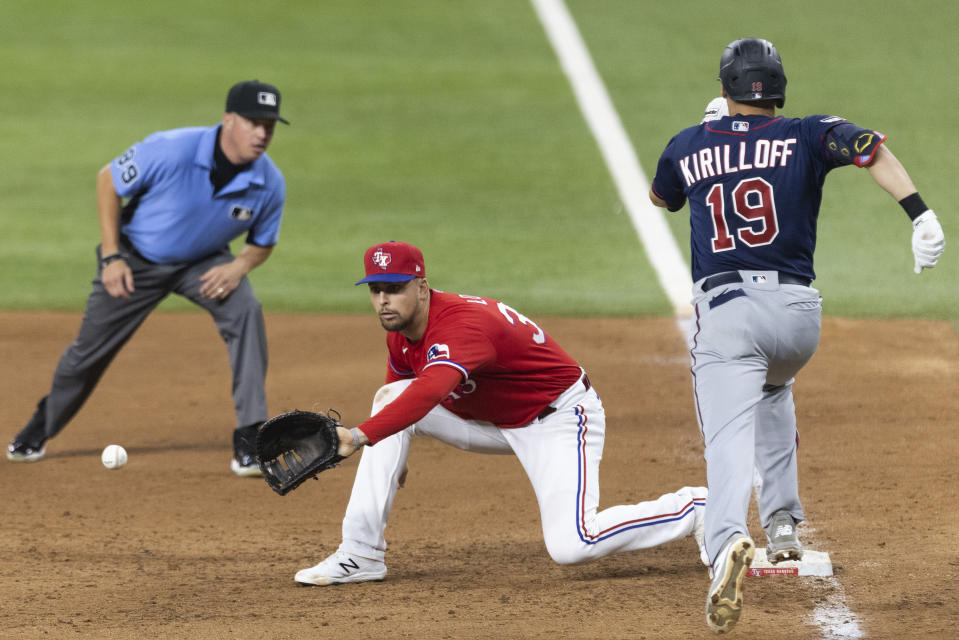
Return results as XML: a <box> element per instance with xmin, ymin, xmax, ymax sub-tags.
<box><xmin>732</xmin><ymin>121</ymin><xmax>750</xmax><ymax>132</ymax></box>
<box><xmin>257</xmin><ymin>91</ymin><xmax>278</xmax><ymax>107</ymax></box>
<box><xmin>427</xmin><ymin>343</ymin><xmax>450</xmax><ymax>362</ymax></box>
<box><xmin>751</xmin><ymin>275</ymin><xmax>767</xmax><ymax>284</ymax></box>
<box><xmin>371</xmin><ymin>248</ymin><xmax>392</xmax><ymax>270</ymax></box>
<box><xmin>230</xmin><ymin>205</ymin><xmax>253</xmax><ymax>221</ymax></box>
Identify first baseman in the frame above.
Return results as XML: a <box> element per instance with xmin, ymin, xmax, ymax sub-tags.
<box><xmin>7</xmin><ymin>80</ymin><xmax>289</xmax><ymax>477</ymax></box>
<box><xmin>293</xmin><ymin>241</ymin><xmax>707</xmax><ymax>586</ymax></box>
<box><xmin>649</xmin><ymin>39</ymin><xmax>945</xmax><ymax>632</ymax></box>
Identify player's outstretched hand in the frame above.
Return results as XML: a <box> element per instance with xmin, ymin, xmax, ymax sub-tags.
<box><xmin>701</xmin><ymin>97</ymin><xmax>728</xmax><ymax>123</ymax></box>
<box><xmin>911</xmin><ymin>210</ymin><xmax>945</xmax><ymax>274</ymax></box>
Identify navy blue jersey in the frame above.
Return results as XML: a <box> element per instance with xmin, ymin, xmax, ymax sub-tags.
<box><xmin>652</xmin><ymin>114</ymin><xmax>884</xmax><ymax>281</ymax></box>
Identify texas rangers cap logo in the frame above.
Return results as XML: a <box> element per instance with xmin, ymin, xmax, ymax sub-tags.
<box><xmin>356</xmin><ymin>240</ymin><xmax>426</xmax><ymax>285</ymax></box>
<box><xmin>372</xmin><ymin>248</ymin><xmax>392</xmax><ymax>270</ymax></box>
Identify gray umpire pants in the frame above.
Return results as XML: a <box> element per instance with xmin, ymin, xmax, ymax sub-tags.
<box><xmin>23</xmin><ymin>244</ymin><xmax>268</xmax><ymax>443</ymax></box>
<box><xmin>687</xmin><ymin>272</ymin><xmax>822</xmax><ymax>565</ymax></box>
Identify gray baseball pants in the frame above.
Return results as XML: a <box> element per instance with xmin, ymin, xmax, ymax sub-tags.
<box><xmin>687</xmin><ymin>271</ymin><xmax>822</xmax><ymax>565</ymax></box>
<box><xmin>20</xmin><ymin>244</ymin><xmax>268</xmax><ymax>444</ymax></box>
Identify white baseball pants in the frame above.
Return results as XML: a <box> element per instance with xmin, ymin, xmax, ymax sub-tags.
<box><xmin>339</xmin><ymin>374</ymin><xmax>704</xmax><ymax>565</ymax></box>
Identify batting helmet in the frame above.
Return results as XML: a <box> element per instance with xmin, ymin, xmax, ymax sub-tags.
<box><xmin>719</xmin><ymin>38</ymin><xmax>787</xmax><ymax>108</ymax></box>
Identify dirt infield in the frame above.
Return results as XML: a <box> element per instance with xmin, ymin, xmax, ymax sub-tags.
<box><xmin>1</xmin><ymin>311</ymin><xmax>957</xmax><ymax>639</ymax></box>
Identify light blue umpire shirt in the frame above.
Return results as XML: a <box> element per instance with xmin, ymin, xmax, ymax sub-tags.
<box><xmin>109</xmin><ymin>125</ymin><xmax>285</xmax><ymax>264</ymax></box>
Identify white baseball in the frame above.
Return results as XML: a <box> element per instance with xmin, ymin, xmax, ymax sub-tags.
<box><xmin>101</xmin><ymin>444</ymin><xmax>128</xmax><ymax>470</ymax></box>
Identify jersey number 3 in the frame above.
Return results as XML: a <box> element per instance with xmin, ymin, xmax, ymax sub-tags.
<box><xmin>707</xmin><ymin>177</ymin><xmax>779</xmax><ymax>252</ymax></box>
<box><xmin>459</xmin><ymin>295</ymin><xmax>546</xmax><ymax>345</ymax></box>
<box><xmin>497</xmin><ymin>302</ymin><xmax>546</xmax><ymax>345</ymax></box>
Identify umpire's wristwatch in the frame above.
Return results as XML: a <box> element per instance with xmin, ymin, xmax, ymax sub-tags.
<box><xmin>99</xmin><ymin>252</ymin><xmax>127</xmax><ymax>268</ymax></box>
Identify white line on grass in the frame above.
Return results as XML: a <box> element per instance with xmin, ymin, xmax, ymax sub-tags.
<box><xmin>529</xmin><ymin>0</ymin><xmax>692</xmax><ymax>320</ymax></box>
<box><xmin>531</xmin><ymin>1</ymin><xmax>863</xmax><ymax>637</ymax></box>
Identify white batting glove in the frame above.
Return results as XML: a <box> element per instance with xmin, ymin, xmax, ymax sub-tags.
<box><xmin>911</xmin><ymin>210</ymin><xmax>945</xmax><ymax>274</ymax></box>
<box><xmin>701</xmin><ymin>97</ymin><xmax>728</xmax><ymax>123</ymax></box>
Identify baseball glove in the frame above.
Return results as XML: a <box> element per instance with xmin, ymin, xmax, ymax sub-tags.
<box><xmin>256</xmin><ymin>410</ymin><xmax>345</xmax><ymax>495</ymax></box>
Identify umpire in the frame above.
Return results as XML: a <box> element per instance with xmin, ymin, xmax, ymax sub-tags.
<box><xmin>6</xmin><ymin>79</ymin><xmax>289</xmax><ymax>477</ymax></box>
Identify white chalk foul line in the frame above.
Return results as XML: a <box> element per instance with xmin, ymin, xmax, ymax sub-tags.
<box><xmin>529</xmin><ymin>0</ymin><xmax>692</xmax><ymax>320</ymax></box>
<box><xmin>813</xmin><ymin>578</ymin><xmax>865</xmax><ymax>639</ymax></box>
<box><xmin>531</xmin><ymin>1</ymin><xmax>862</xmax><ymax>637</ymax></box>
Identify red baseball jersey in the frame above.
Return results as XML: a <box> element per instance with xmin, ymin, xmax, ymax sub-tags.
<box><xmin>384</xmin><ymin>290</ymin><xmax>582</xmax><ymax>427</ymax></box>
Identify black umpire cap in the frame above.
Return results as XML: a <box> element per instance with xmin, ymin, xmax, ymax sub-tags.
<box><xmin>226</xmin><ymin>80</ymin><xmax>290</xmax><ymax>124</ymax></box>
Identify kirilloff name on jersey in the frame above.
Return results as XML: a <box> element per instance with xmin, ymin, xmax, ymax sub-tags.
<box><xmin>680</xmin><ymin>136</ymin><xmax>797</xmax><ymax>187</ymax></box>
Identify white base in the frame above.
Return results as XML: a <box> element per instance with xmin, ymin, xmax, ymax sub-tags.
<box><xmin>747</xmin><ymin>548</ymin><xmax>833</xmax><ymax>577</ymax></box>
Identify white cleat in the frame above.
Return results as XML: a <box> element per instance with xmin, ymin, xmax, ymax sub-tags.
<box><xmin>706</xmin><ymin>535</ymin><xmax>755</xmax><ymax>634</ymax></box>
<box><xmin>295</xmin><ymin>550</ymin><xmax>387</xmax><ymax>586</ymax></box>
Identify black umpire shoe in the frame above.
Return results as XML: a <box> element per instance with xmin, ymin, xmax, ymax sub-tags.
<box><xmin>8</xmin><ymin>398</ymin><xmax>49</xmax><ymax>462</ymax></box>
<box><xmin>231</xmin><ymin>422</ymin><xmax>262</xmax><ymax>477</ymax></box>
<box><xmin>7</xmin><ymin>439</ymin><xmax>47</xmax><ymax>462</ymax></box>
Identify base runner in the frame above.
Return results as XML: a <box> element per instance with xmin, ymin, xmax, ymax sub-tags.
<box><xmin>649</xmin><ymin>38</ymin><xmax>944</xmax><ymax>633</ymax></box>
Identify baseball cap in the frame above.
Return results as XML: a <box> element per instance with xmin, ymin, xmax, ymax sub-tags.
<box><xmin>356</xmin><ymin>241</ymin><xmax>426</xmax><ymax>285</ymax></box>
<box><xmin>225</xmin><ymin>79</ymin><xmax>289</xmax><ymax>124</ymax></box>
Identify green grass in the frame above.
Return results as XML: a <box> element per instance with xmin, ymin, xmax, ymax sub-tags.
<box><xmin>0</xmin><ymin>0</ymin><xmax>955</xmax><ymax>322</ymax></box>
<box><xmin>569</xmin><ymin>0</ymin><xmax>958</xmax><ymax>321</ymax></box>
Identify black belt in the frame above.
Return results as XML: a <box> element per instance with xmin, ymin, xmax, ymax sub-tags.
<box><xmin>701</xmin><ymin>272</ymin><xmax>811</xmax><ymax>292</ymax></box>
<box><xmin>536</xmin><ymin>375</ymin><xmax>591</xmax><ymax>421</ymax></box>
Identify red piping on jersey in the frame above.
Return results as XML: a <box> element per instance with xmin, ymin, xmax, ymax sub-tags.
<box><xmin>651</xmin><ymin>183</ymin><xmax>685</xmax><ymax>213</ymax></box>
<box><xmin>853</xmin><ymin>131</ymin><xmax>887</xmax><ymax>167</ymax></box>
<box><xmin>706</xmin><ymin>116</ymin><xmax>784</xmax><ymax>136</ymax></box>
